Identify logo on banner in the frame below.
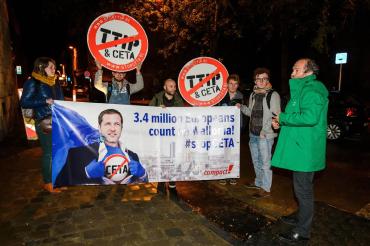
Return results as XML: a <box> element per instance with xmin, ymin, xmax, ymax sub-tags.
<box><xmin>178</xmin><ymin>57</ymin><xmax>229</xmax><ymax>107</ymax></box>
<box><xmin>104</xmin><ymin>154</ymin><xmax>129</xmax><ymax>183</ymax></box>
<box><xmin>203</xmin><ymin>164</ymin><xmax>234</xmax><ymax>176</ymax></box>
<box><xmin>87</xmin><ymin>12</ymin><xmax>148</xmax><ymax>72</ymax></box>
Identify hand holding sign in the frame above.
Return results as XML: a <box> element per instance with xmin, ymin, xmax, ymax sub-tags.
<box><xmin>129</xmin><ymin>160</ymin><xmax>145</xmax><ymax>177</ymax></box>
<box><xmin>95</xmin><ymin>60</ymin><xmax>102</xmax><ymax>70</ymax></box>
<box><xmin>85</xmin><ymin>159</ymin><xmax>104</xmax><ymax>179</ymax></box>
<box><xmin>136</xmin><ymin>62</ymin><xmax>142</xmax><ymax>74</ymax></box>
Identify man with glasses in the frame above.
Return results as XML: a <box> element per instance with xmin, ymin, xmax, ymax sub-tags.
<box><xmin>237</xmin><ymin>68</ymin><xmax>281</xmax><ymax>198</ymax></box>
<box><xmin>55</xmin><ymin>109</ymin><xmax>148</xmax><ymax>186</ymax></box>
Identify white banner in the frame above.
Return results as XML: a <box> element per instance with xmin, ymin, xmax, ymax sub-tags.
<box><xmin>52</xmin><ymin>101</ymin><xmax>240</xmax><ymax>186</ymax></box>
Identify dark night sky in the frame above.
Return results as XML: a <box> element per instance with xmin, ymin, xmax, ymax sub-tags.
<box><xmin>8</xmin><ymin>0</ymin><xmax>103</xmax><ymax>74</ymax></box>
<box><xmin>7</xmin><ymin>0</ymin><xmax>370</xmax><ymax>100</ymax></box>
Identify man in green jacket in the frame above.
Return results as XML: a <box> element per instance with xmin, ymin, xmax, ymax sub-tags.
<box><xmin>272</xmin><ymin>58</ymin><xmax>328</xmax><ymax>243</ymax></box>
<box><xmin>149</xmin><ymin>78</ymin><xmax>184</xmax><ymax>195</ymax></box>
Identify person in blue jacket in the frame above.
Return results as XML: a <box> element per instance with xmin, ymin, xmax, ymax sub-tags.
<box><xmin>20</xmin><ymin>57</ymin><xmax>64</xmax><ymax>193</ymax></box>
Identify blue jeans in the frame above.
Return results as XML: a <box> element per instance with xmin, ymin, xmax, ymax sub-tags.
<box><xmin>249</xmin><ymin>134</ymin><xmax>274</xmax><ymax>192</ymax></box>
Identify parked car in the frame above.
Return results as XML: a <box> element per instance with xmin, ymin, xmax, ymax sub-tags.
<box><xmin>327</xmin><ymin>91</ymin><xmax>369</xmax><ymax>141</ymax></box>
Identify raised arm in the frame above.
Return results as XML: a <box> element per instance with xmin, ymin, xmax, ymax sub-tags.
<box><xmin>93</xmin><ymin>60</ymin><xmax>108</xmax><ymax>95</ymax></box>
<box><xmin>129</xmin><ymin>63</ymin><xmax>144</xmax><ymax>94</ymax></box>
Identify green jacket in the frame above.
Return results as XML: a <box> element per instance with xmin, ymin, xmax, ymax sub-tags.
<box><xmin>149</xmin><ymin>91</ymin><xmax>184</xmax><ymax>107</ymax></box>
<box><xmin>272</xmin><ymin>75</ymin><xmax>328</xmax><ymax>172</ymax></box>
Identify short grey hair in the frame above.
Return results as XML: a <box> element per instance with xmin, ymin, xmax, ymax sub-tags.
<box><xmin>303</xmin><ymin>58</ymin><xmax>319</xmax><ymax>75</ymax></box>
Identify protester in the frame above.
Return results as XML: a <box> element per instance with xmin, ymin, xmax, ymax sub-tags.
<box><xmin>237</xmin><ymin>68</ymin><xmax>281</xmax><ymax>197</ymax></box>
<box><xmin>94</xmin><ymin>60</ymin><xmax>144</xmax><ymax>104</ymax></box>
<box><xmin>54</xmin><ymin>109</ymin><xmax>148</xmax><ymax>186</ymax></box>
<box><xmin>20</xmin><ymin>57</ymin><xmax>64</xmax><ymax>193</ymax></box>
<box><xmin>149</xmin><ymin>78</ymin><xmax>184</xmax><ymax>193</ymax></box>
<box><xmin>272</xmin><ymin>58</ymin><xmax>328</xmax><ymax>243</ymax></box>
<box><xmin>218</xmin><ymin>74</ymin><xmax>244</xmax><ymax>185</ymax></box>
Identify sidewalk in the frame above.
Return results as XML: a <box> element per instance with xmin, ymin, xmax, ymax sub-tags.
<box><xmin>202</xmin><ymin>181</ymin><xmax>370</xmax><ymax>245</ymax></box>
<box><xmin>0</xmin><ymin>147</ymin><xmax>230</xmax><ymax>245</ymax></box>
<box><xmin>0</xmin><ymin>142</ymin><xmax>369</xmax><ymax>245</ymax></box>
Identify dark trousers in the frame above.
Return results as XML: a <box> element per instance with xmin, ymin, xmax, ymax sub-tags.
<box><xmin>35</xmin><ymin>123</ymin><xmax>52</xmax><ymax>183</ymax></box>
<box><xmin>293</xmin><ymin>171</ymin><xmax>314</xmax><ymax>238</ymax></box>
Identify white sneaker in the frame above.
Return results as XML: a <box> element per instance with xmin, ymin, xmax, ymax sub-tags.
<box><xmin>168</xmin><ymin>182</ymin><xmax>176</xmax><ymax>188</ymax></box>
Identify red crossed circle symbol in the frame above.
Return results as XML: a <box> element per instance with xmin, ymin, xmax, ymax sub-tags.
<box><xmin>178</xmin><ymin>57</ymin><xmax>229</xmax><ymax>106</ymax></box>
<box><xmin>103</xmin><ymin>154</ymin><xmax>129</xmax><ymax>179</ymax></box>
<box><xmin>87</xmin><ymin>12</ymin><xmax>148</xmax><ymax>72</ymax></box>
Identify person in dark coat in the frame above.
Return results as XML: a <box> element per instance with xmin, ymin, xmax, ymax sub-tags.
<box><xmin>149</xmin><ymin>79</ymin><xmax>184</xmax><ymax>194</ymax></box>
<box><xmin>55</xmin><ymin>109</ymin><xmax>148</xmax><ymax>187</ymax></box>
<box><xmin>20</xmin><ymin>57</ymin><xmax>64</xmax><ymax>193</ymax></box>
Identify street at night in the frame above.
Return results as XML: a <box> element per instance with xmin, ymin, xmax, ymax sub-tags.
<box><xmin>0</xmin><ymin>131</ymin><xmax>369</xmax><ymax>245</ymax></box>
<box><xmin>1</xmin><ymin>0</ymin><xmax>370</xmax><ymax>245</ymax></box>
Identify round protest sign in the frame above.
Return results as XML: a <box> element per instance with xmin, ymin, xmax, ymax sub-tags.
<box><xmin>87</xmin><ymin>12</ymin><xmax>148</xmax><ymax>72</ymax></box>
<box><xmin>104</xmin><ymin>154</ymin><xmax>129</xmax><ymax>183</ymax></box>
<box><xmin>178</xmin><ymin>57</ymin><xmax>229</xmax><ymax>106</ymax></box>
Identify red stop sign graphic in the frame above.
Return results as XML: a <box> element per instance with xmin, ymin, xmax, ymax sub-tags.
<box><xmin>87</xmin><ymin>12</ymin><xmax>148</xmax><ymax>72</ymax></box>
<box><xmin>178</xmin><ymin>57</ymin><xmax>229</xmax><ymax>106</ymax></box>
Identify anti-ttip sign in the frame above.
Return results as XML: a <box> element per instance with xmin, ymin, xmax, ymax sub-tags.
<box><xmin>87</xmin><ymin>12</ymin><xmax>148</xmax><ymax>72</ymax></box>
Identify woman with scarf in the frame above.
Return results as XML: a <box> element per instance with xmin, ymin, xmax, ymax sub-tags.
<box><xmin>237</xmin><ymin>68</ymin><xmax>281</xmax><ymax>198</ymax></box>
<box><xmin>21</xmin><ymin>57</ymin><xmax>64</xmax><ymax>193</ymax></box>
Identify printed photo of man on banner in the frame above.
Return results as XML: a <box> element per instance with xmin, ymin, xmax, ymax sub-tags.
<box><xmin>52</xmin><ymin>101</ymin><xmax>240</xmax><ymax>188</ymax></box>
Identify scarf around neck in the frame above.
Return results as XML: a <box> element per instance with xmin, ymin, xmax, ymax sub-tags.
<box><xmin>253</xmin><ymin>82</ymin><xmax>272</xmax><ymax>94</ymax></box>
<box><xmin>32</xmin><ymin>72</ymin><xmax>56</xmax><ymax>86</ymax></box>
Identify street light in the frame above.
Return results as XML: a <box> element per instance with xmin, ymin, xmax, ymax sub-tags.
<box><xmin>69</xmin><ymin>45</ymin><xmax>78</xmax><ymax>101</ymax></box>
<box><xmin>68</xmin><ymin>45</ymin><xmax>78</xmax><ymax>72</ymax></box>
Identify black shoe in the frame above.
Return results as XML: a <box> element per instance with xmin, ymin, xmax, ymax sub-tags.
<box><xmin>169</xmin><ymin>187</ymin><xmax>179</xmax><ymax>201</ymax></box>
<box><xmin>168</xmin><ymin>182</ymin><xmax>176</xmax><ymax>188</ymax></box>
<box><xmin>157</xmin><ymin>183</ymin><xmax>166</xmax><ymax>194</ymax></box>
<box><xmin>252</xmin><ymin>190</ymin><xmax>271</xmax><ymax>198</ymax></box>
<box><xmin>279</xmin><ymin>230</ymin><xmax>309</xmax><ymax>243</ymax></box>
<box><xmin>280</xmin><ymin>215</ymin><xmax>298</xmax><ymax>226</ymax></box>
<box><xmin>245</xmin><ymin>183</ymin><xmax>261</xmax><ymax>189</ymax></box>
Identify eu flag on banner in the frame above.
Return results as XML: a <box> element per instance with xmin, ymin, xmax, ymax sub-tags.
<box><xmin>52</xmin><ymin>103</ymin><xmax>100</xmax><ymax>185</ymax></box>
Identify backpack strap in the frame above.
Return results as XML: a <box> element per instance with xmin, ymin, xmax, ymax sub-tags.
<box><xmin>126</xmin><ymin>83</ymin><xmax>130</xmax><ymax>97</ymax></box>
<box><xmin>266</xmin><ymin>90</ymin><xmax>274</xmax><ymax>110</ymax></box>
<box><xmin>107</xmin><ymin>83</ymin><xmax>113</xmax><ymax>102</ymax></box>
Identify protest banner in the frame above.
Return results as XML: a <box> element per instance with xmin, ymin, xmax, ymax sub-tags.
<box><xmin>178</xmin><ymin>57</ymin><xmax>229</xmax><ymax>106</ymax></box>
<box><xmin>52</xmin><ymin>101</ymin><xmax>240</xmax><ymax>187</ymax></box>
<box><xmin>87</xmin><ymin>12</ymin><xmax>148</xmax><ymax>72</ymax></box>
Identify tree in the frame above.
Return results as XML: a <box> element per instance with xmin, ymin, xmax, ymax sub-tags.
<box><xmin>118</xmin><ymin>0</ymin><xmax>242</xmax><ymax>59</ymax></box>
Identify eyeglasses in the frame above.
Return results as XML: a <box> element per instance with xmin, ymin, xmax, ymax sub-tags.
<box><xmin>255</xmin><ymin>77</ymin><xmax>269</xmax><ymax>82</ymax></box>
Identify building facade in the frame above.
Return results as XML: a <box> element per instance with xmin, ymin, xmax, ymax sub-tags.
<box><xmin>0</xmin><ymin>0</ymin><xmax>19</xmax><ymax>141</ymax></box>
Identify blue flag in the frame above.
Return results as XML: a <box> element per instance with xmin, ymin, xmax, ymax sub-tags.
<box><xmin>52</xmin><ymin>103</ymin><xmax>100</xmax><ymax>184</ymax></box>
